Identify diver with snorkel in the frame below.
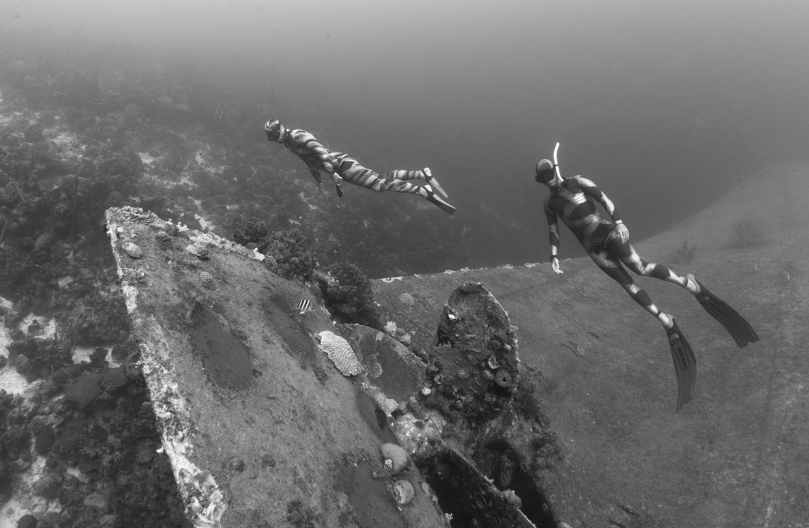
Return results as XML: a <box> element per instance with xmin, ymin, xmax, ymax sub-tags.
<box><xmin>535</xmin><ymin>143</ymin><xmax>758</xmax><ymax>411</ymax></box>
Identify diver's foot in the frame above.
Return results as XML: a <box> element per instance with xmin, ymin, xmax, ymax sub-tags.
<box><xmin>685</xmin><ymin>273</ymin><xmax>702</xmax><ymax>295</ymax></box>
<box><xmin>659</xmin><ymin>313</ymin><xmax>675</xmax><ymax>330</ymax></box>
<box><xmin>423</xmin><ymin>168</ymin><xmax>448</xmax><ymax>198</ymax></box>
<box><xmin>424</xmin><ymin>184</ymin><xmax>456</xmax><ymax>215</ymax></box>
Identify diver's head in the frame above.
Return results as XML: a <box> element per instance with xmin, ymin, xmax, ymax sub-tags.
<box><xmin>535</xmin><ymin>159</ymin><xmax>555</xmax><ymax>185</ymax></box>
<box><xmin>264</xmin><ymin>119</ymin><xmax>284</xmax><ymax>142</ymax></box>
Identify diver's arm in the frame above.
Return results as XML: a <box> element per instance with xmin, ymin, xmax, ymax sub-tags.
<box><xmin>578</xmin><ymin>176</ymin><xmax>629</xmax><ymax>242</ymax></box>
<box><xmin>306</xmin><ymin>165</ymin><xmax>328</xmax><ymax>194</ymax></box>
<box><xmin>544</xmin><ymin>201</ymin><xmax>564</xmax><ymax>274</ymax></box>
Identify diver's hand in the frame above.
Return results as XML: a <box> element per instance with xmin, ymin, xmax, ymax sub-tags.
<box><xmin>615</xmin><ymin>223</ymin><xmax>629</xmax><ymax>243</ymax></box>
<box><xmin>551</xmin><ymin>257</ymin><xmax>563</xmax><ymax>275</ymax></box>
<box><xmin>331</xmin><ymin>174</ymin><xmax>343</xmax><ymax>184</ymax></box>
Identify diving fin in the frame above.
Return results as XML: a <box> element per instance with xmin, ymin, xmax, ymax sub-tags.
<box><xmin>424</xmin><ymin>185</ymin><xmax>456</xmax><ymax>215</ymax></box>
<box><xmin>423</xmin><ymin>168</ymin><xmax>449</xmax><ymax>198</ymax></box>
<box><xmin>687</xmin><ymin>274</ymin><xmax>760</xmax><ymax>348</ymax></box>
<box><xmin>667</xmin><ymin>319</ymin><xmax>697</xmax><ymax>412</ymax></box>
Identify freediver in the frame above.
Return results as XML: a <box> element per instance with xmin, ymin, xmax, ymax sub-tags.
<box><xmin>263</xmin><ymin>119</ymin><xmax>456</xmax><ymax>215</ymax></box>
<box><xmin>535</xmin><ymin>143</ymin><xmax>759</xmax><ymax>411</ymax></box>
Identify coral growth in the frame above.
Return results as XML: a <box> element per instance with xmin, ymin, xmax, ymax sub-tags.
<box><xmin>0</xmin><ymin>351</ymin><xmax>190</xmax><ymax>527</ymax></box>
<box><xmin>317</xmin><ymin>331</ymin><xmax>363</xmax><ymax>376</ymax></box>
<box><xmin>257</xmin><ymin>228</ymin><xmax>317</xmax><ymax>281</ymax></box>
<box><xmin>232</xmin><ymin>217</ymin><xmax>268</xmax><ymax>246</ymax></box>
<box><xmin>317</xmin><ymin>263</ymin><xmax>382</xmax><ymax>329</ymax></box>
<box><xmin>199</xmin><ymin>271</ymin><xmax>216</xmax><ymax>290</ymax></box>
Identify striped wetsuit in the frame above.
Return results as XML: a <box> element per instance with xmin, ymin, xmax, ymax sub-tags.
<box><xmin>545</xmin><ymin>175</ymin><xmax>694</xmax><ymax>325</ymax></box>
<box><xmin>544</xmin><ymin>176</ymin><xmax>621</xmax><ymax>253</ymax></box>
<box><xmin>280</xmin><ymin>128</ymin><xmax>430</xmax><ymax>197</ymax></box>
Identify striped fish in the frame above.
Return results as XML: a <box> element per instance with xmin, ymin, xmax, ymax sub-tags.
<box><xmin>294</xmin><ymin>299</ymin><xmax>312</xmax><ymax>315</ymax></box>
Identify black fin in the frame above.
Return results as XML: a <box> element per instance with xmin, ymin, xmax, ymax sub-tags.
<box><xmin>693</xmin><ymin>279</ymin><xmax>759</xmax><ymax>348</ymax></box>
<box><xmin>425</xmin><ymin>189</ymin><xmax>456</xmax><ymax>216</ymax></box>
<box><xmin>667</xmin><ymin>320</ymin><xmax>697</xmax><ymax>412</ymax></box>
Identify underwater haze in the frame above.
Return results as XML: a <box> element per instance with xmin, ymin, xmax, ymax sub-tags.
<box><xmin>3</xmin><ymin>0</ymin><xmax>809</xmax><ymax>261</ymax></box>
<box><xmin>3</xmin><ymin>1</ymin><xmax>809</xmax><ymax>527</ymax></box>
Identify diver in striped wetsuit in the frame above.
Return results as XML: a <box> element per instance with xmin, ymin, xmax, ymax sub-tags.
<box><xmin>535</xmin><ymin>158</ymin><xmax>698</xmax><ymax>330</ymax></box>
<box><xmin>535</xmin><ymin>152</ymin><xmax>758</xmax><ymax>411</ymax></box>
<box><xmin>264</xmin><ymin>119</ymin><xmax>456</xmax><ymax>215</ymax></box>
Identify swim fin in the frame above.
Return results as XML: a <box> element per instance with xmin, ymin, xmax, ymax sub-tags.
<box><xmin>424</xmin><ymin>185</ymin><xmax>456</xmax><ymax>215</ymax></box>
<box><xmin>687</xmin><ymin>274</ymin><xmax>760</xmax><ymax>348</ymax></box>
<box><xmin>423</xmin><ymin>168</ymin><xmax>448</xmax><ymax>198</ymax></box>
<box><xmin>667</xmin><ymin>319</ymin><xmax>697</xmax><ymax>412</ymax></box>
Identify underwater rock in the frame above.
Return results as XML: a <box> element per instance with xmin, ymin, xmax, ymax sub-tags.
<box><xmin>32</xmin><ymin>470</ymin><xmax>63</xmax><ymax>499</ymax></box>
<box><xmin>317</xmin><ymin>331</ymin><xmax>363</xmax><ymax>376</ymax></box>
<box><xmin>123</xmin><ymin>242</ymin><xmax>143</xmax><ymax>259</ymax></box>
<box><xmin>186</xmin><ymin>242</ymin><xmax>209</xmax><ymax>260</ymax></box>
<box><xmin>34</xmin><ymin>424</ymin><xmax>56</xmax><ymax>455</ymax></box>
<box><xmin>393</xmin><ymin>480</ymin><xmax>415</xmax><ymax>506</ymax></box>
<box><xmin>63</xmin><ymin>367</ymin><xmax>128</xmax><ymax>408</ymax></box>
<box><xmin>16</xmin><ymin>514</ymin><xmax>38</xmax><ymax>528</ymax></box>
<box><xmin>503</xmin><ymin>489</ymin><xmax>522</xmax><ymax>508</ymax></box>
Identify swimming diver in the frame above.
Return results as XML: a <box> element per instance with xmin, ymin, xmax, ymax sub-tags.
<box><xmin>263</xmin><ymin>119</ymin><xmax>456</xmax><ymax>215</ymax></box>
<box><xmin>535</xmin><ymin>143</ymin><xmax>759</xmax><ymax>411</ymax></box>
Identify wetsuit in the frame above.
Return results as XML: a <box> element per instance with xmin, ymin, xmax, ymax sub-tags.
<box><xmin>279</xmin><ymin>128</ymin><xmax>432</xmax><ymax>198</ymax></box>
<box><xmin>545</xmin><ymin>176</ymin><xmax>693</xmax><ymax>322</ymax></box>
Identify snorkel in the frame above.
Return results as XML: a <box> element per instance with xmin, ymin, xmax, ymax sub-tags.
<box><xmin>553</xmin><ymin>142</ymin><xmax>561</xmax><ymax>182</ymax></box>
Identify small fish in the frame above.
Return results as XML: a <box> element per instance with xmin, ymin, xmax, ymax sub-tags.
<box><xmin>294</xmin><ymin>299</ymin><xmax>311</xmax><ymax>315</ymax></box>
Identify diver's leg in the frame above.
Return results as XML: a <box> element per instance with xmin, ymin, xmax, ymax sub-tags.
<box><xmin>337</xmin><ymin>156</ymin><xmax>422</xmax><ymax>194</ymax></box>
<box><xmin>382</xmin><ymin>168</ymin><xmax>448</xmax><ymax>198</ymax></box>
<box><xmin>336</xmin><ymin>155</ymin><xmax>455</xmax><ymax>214</ymax></box>
<box><xmin>589</xmin><ymin>250</ymin><xmax>674</xmax><ymax>329</ymax></box>
<box><xmin>607</xmin><ymin>238</ymin><xmax>699</xmax><ymax>294</ymax></box>
<box><xmin>381</xmin><ymin>169</ymin><xmax>428</xmax><ymax>181</ymax></box>
<box><xmin>594</xmin><ymin>240</ymin><xmax>698</xmax><ymax>411</ymax></box>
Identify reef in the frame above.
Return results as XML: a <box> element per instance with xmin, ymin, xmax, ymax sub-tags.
<box><xmin>0</xmin><ymin>331</ymin><xmax>190</xmax><ymax>528</ymax></box>
<box><xmin>317</xmin><ymin>263</ymin><xmax>382</xmax><ymax>330</ymax></box>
